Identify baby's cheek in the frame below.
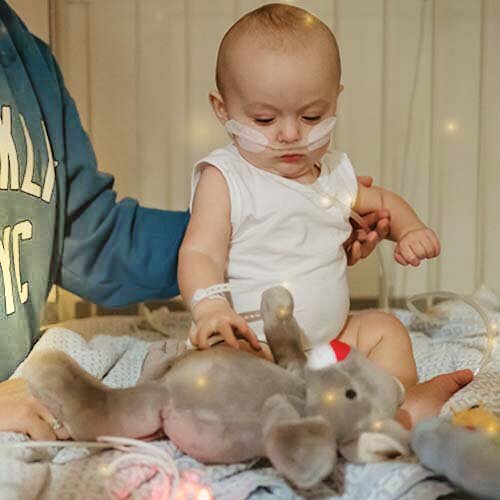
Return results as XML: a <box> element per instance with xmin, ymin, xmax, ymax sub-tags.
<box><xmin>310</xmin><ymin>142</ymin><xmax>330</xmax><ymax>163</ymax></box>
<box><xmin>237</xmin><ymin>147</ymin><xmax>275</xmax><ymax>170</ymax></box>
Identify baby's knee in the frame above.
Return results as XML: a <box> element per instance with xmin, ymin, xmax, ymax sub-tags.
<box><xmin>360</xmin><ymin>311</ymin><xmax>410</xmax><ymax>344</ymax></box>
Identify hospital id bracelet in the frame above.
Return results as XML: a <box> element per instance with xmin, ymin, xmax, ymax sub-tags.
<box><xmin>190</xmin><ymin>284</ymin><xmax>231</xmax><ymax>311</ymax></box>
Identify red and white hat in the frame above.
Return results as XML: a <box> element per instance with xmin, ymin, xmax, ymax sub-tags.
<box><xmin>307</xmin><ymin>339</ymin><xmax>351</xmax><ymax>370</ymax></box>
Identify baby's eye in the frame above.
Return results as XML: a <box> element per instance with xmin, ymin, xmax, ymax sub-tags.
<box><xmin>254</xmin><ymin>117</ymin><xmax>275</xmax><ymax>125</ymax></box>
<box><xmin>303</xmin><ymin>116</ymin><xmax>321</xmax><ymax>122</ymax></box>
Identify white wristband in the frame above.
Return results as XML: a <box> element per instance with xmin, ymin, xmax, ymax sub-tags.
<box><xmin>190</xmin><ymin>284</ymin><xmax>231</xmax><ymax>310</ymax></box>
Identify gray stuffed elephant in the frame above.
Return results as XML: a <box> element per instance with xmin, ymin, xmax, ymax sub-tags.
<box><xmin>23</xmin><ymin>286</ymin><xmax>410</xmax><ymax>489</ymax></box>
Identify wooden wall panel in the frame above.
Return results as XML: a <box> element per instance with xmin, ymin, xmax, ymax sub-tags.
<box><xmin>87</xmin><ymin>0</ymin><xmax>138</xmax><ymax>201</ymax></box>
<box><xmin>384</xmin><ymin>0</ymin><xmax>433</xmax><ymax>297</ymax></box>
<box><xmin>136</xmin><ymin>0</ymin><xmax>184</xmax><ymax>210</ymax></box>
<box><xmin>50</xmin><ymin>0</ymin><xmax>499</xmax><ymax>301</ymax></box>
<box><xmin>65</xmin><ymin>3</ymin><xmax>90</xmax><ymax>131</ymax></box>
<box><xmin>479</xmin><ymin>0</ymin><xmax>500</xmax><ymax>291</ymax></box>
<box><xmin>9</xmin><ymin>0</ymin><xmax>50</xmax><ymax>42</ymax></box>
<box><xmin>432</xmin><ymin>0</ymin><xmax>482</xmax><ymax>293</ymax></box>
<box><xmin>185</xmin><ymin>0</ymin><xmax>234</xmax><ymax>180</ymax></box>
<box><xmin>335</xmin><ymin>0</ymin><xmax>385</xmax><ymax>297</ymax></box>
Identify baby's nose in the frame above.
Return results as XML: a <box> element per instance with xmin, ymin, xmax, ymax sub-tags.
<box><xmin>277</xmin><ymin>119</ymin><xmax>301</xmax><ymax>144</ymax></box>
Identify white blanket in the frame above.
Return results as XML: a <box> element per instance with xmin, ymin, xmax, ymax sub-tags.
<box><xmin>1</xmin><ymin>302</ymin><xmax>499</xmax><ymax>500</ymax></box>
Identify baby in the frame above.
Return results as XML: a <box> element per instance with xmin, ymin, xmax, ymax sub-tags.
<box><xmin>178</xmin><ymin>3</ymin><xmax>440</xmax><ymax>391</ymax></box>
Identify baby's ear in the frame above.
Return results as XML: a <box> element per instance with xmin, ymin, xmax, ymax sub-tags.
<box><xmin>209</xmin><ymin>90</ymin><xmax>229</xmax><ymax>124</ymax></box>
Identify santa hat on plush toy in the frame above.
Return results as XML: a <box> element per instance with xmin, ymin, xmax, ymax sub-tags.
<box><xmin>307</xmin><ymin>339</ymin><xmax>351</xmax><ymax>370</ymax></box>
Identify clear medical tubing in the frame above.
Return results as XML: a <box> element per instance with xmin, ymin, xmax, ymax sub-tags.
<box><xmin>406</xmin><ymin>291</ymin><xmax>496</xmax><ymax>375</ymax></box>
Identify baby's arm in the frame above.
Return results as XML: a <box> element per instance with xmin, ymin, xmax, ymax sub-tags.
<box><xmin>178</xmin><ymin>165</ymin><xmax>261</xmax><ymax>350</ymax></box>
<box><xmin>353</xmin><ymin>183</ymin><xmax>440</xmax><ymax>266</ymax></box>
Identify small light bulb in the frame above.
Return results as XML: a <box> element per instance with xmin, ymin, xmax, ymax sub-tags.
<box><xmin>320</xmin><ymin>196</ymin><xmax>333</xmax><ymax>208</ymax></box>
<box><xmin>99</xmin><ymin>464</ymin><xmax>110</xmax><ymax>477</ymax></box>
<box><xmin>196</xmin><ymin>377</ymin><xmax>206</xmax><ymax>388</ymax></box>
<box><xmin>323</xmin><ymin>391</ymin><xmax>336</xmax><ymax>404</ymax></box>
<box><xmin>304</xmin><ymin>14</ymin><xmax>315</xmax><ymax>26</ymax></box>
<box><xmin>197</xmin><ymin>488</ymin><xmax>212</xmax><ymax>500</ymax></box>
<box><xmin>443</xmin><ymin>120</ymin><xmax>459</xmax><ymax>135</ymax></box>
<box><xmin>277</xmin><ymin>307</ymin><xmax>290</xmax><ymax>319</ymax></box>
<box><xmin>371</xmin><ymin>420</ymin><xmax>384</xmax><ymax>431</ymax></box>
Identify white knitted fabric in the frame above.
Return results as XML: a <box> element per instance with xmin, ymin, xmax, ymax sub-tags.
<box><xmin>191</xmin><ymin>144</ymin><xmax>358</xmax><ymax>346</ymax></box>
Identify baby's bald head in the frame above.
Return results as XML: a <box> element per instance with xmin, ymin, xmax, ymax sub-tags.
<box><xmin>216</xmin><ymin>3</ymin><xmax>341</xmax><ymax>97</ymax></box>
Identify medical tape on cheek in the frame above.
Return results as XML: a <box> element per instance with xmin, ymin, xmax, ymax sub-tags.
<box><xmin>225</xmin><ymin>119</ymin><xmax>268</xmax><ymax>153</ymax></box>
<box><xmin>224</xmin><ymin>116</ymin><xmax>337</xmax><ymax>153</ymax></box>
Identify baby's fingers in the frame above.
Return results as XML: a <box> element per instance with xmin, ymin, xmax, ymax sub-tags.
<box><xmin>192</xmin><ymin>324</ymin><xmax>224</xmax><ymax>350</ymax></box>
<box><xmin>189</xmin><ymin>324</ymin><xmax>200</xmax><ymax>347</ymax></box>
<box><xmin>425</xmin><ymin>231</ymin><xmax>441</xmax><ymax>258</ymax></box>
<box><xmin>394</xmin><ymin>250</ymin><xmax>408</xmax><ymax>266</ymax></box>
<box><xmin>232</xmin><ymin>317</ymin><xmax>262</xmax><ymax>351</ymax></box>
<box><xmin>409</xmin><ymin>240</ymin><xmax>428</xmax><ymax>262</ymax></box>
<box><xmin>396</xmin><ymin>243</ymin><xmax>420</xmax><ymax>266</ymax></box>
<box><xmin>218</xmin><ymin>323</ymin><xmax>240</xmax><ymax>350</ymax></box>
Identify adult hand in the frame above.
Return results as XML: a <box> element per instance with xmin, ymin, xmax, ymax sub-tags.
<box><xmin>344</xmin><ymin>176</ymin><xmax>391</xmax><ymax>265</ymax></box>
<box><xmin>0</xmin><ymin>377</ymin><xmax>70</xmax><ymax>440</ymax></box>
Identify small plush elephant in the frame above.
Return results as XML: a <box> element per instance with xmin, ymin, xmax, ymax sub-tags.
<box><xmin>23</xmin><ymin>286</ymin><xmax>410</xmax><ymax>489</ymax></box>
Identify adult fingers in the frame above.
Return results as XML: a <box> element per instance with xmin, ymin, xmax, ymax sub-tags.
<box><xmin>346</xmin><ymin>240</ymin><xmax>361</xmax><ymax>266</ymax></box>
<box><xmin>359</xmin><ymin>231</ymin><xmax>378</xmax><ymax>258</ymax></box>
<box><xmin>26</xmin><ymin>414</ymin><xmax>57</xmax><ymax>441</ymax></box>
<box><xmin>375</xmin><ymin>217</ymin><xmax>390</xmax><ymax>239</ymax></box>
<box><xmin>33</xmin><ymin>399</ymin><xmax>70</xmax><ymax>440</ymax></box>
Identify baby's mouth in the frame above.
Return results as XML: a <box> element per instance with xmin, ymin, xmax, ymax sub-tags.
<box><xmin>279</xmin><ymin>154</ymin><xmax>305</xmax><ymax>163</ymax></box>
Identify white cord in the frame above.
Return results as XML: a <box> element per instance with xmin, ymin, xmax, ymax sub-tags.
<box><xmin>0</xmin><ymin>436</ymin><xmax>181</xmax><ymax>500</ymax></box>
<box><xmin>406</xmin><ymin>291</ymin><xmax>497</xmax><ymax>375</ymax></box>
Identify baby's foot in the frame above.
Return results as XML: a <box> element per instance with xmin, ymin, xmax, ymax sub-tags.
<box><xmin>398</xmin><ymin>369</ymin><xmax>473</xmax><ymax>429</ymax></box>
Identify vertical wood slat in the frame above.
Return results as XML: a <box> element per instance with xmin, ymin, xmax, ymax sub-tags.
<box><xmin>479</xmin><ymin>0</ymin><xmax>500</xmax><ymax>292</ymax></box>
<box><xmin>383</xmin><ymin>0</ymin><xmax>433</xmax><ymax>297</ymax></box>
<box><xmin>185</xmin><ymin>0</ymin><xmax>234</xmax><ymax>179</ymax></box>
<box><xmin>9</xmin><ymin>0</ymin><xmax>50</xmax><ymax>42</ymax></box>
<box><xmin>335</xmin><ymin>0</ymin><xmax>385</xmax><ymax>298</ymax></box>
<box><xmin>87</xmin><ymin>0</ymin><xmax>138</xmax><ymax>201</ymax></box>
<box><xmin>50</xmin><ymin>0</ymin><xmax>499</xmax><ymax>300</ymax></box>
<box><xmin>431</xmin><ymin>0</ymin><xmax>482</xmax><ymax>293</ymax></box>
<box><xmin>65</xmin><ymin>3</ymin><xmax>91</xmax><ymax>131</ymax></box>
<box><xmin>136</xmin><ymin>0</ymin><xmax>185</xmax><ymax>210</ymax></box>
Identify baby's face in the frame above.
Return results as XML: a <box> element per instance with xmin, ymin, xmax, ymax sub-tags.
<box><xmin>214</xmin><ymin>37</ymin><xmax>341</xmax><ymax>182</ymax></box>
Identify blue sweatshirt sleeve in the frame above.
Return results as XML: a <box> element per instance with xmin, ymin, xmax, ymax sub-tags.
<box><xmin>37</xmin><ymin>40</ymin><xmax>189</xmax><ymax>307</ymax></box>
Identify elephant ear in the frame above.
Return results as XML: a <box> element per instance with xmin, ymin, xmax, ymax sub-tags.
<box><xmin>265</xmin><ymin>414</ymin><xmax>337</xmax><ymax>489</ymax></box>
<box><xmin>340</xmin><ymin>420</ymin><xmax>411</xmax><ymax>463</ymax></box>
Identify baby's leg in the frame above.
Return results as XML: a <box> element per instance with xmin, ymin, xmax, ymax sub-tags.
<box><xmin>338</xmin><ymin>311</ymin><xmax>418</xmax><ymax>390</ymax></box>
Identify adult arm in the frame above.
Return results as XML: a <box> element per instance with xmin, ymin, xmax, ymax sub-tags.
<box><xmin>37</xmin><ymin>39</ymin><xmax>189</xmax><ymax>306</ymax></box>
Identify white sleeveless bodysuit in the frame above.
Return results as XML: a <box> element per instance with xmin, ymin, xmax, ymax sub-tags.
<box><xmin>190</xmin><ymin>144</ymin><xmax>358</xmax><ymax>347</ymax></box>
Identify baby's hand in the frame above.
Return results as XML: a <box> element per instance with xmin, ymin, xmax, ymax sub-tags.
<box><xmin>394</xmin><ymin>227</ymin><xmax>440</xmax><ymax>267</ymax></box>
<box><xmin>190</xmin><ymin>299</ymin><xmax>262</xmax><ymax>352</ymax></box>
